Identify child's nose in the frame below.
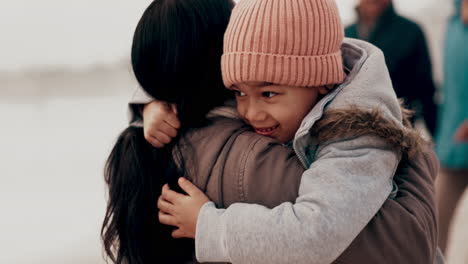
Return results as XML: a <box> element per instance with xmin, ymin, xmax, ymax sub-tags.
<box><xmin>244</xmin><ymin>102</ymin><xmax>267</xmax><ymax>123</ymax></box>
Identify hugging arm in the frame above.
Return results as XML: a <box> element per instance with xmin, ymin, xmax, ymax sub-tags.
<box><xmin>160</xmin><ymin>131</ymin><xmax>438</xmax><ymax>263</ymax></box>
<box><xmin>332</xmin><ymin>145</ymin><xmax>439</xmax><ymax>263</ymax></box>
<box><xmin>158</xmin><ymin>130</ymin><xmax>305</xmax><ymax>239</ymax></box>
<box><xmin>195</xmin><ymin>135</ymin><xmax>398</xmax><ymax>264</ymax></box>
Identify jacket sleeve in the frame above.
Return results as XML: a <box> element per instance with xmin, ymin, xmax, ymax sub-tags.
<box><xmin>332</xmin><ymin>145</ymin><xmax>439</xmax><ymax>264</ymax></box>
<box><xmin>195</xmin><ymin>135</ymin><xmax>397</xmax><ymax>264</ymax></box>
<box><xmin>221</xmin><ymin>132</ymin><xmax>304</xmax><ymax>209</ymax></box>
<box><xmin>127</xmin><ymin>86</ymin><xmax>154</xmax><ymax>126</ymax></box>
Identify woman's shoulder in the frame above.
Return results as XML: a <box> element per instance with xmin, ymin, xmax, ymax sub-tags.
<box><xmin>185</xmin><ymin>117</ymin><xmax>284</xmax><ymax>154</ymax></box>
<box><xmin>186</xmin><ymin>117</ymin><xmax>246</xmax><ymax>143</ymax></box>
<box><xmin>180</xmin><ymin>116</ymin><xmax>302</xmax><ymax>208</ymax></box>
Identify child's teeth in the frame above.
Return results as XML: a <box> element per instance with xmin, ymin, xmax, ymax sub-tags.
<box><xmin>259</xmin><ymin>126</ymin><xmax>275</xmax><ymax>132</ymax></box>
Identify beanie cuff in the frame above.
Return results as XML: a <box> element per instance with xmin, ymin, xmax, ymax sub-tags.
<box><xmin>221</xmin><ymin>51</ymin><xmax>345</xmax><ymax>88</ymax></box>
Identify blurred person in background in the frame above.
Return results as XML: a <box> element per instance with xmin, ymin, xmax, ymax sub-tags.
<box><xmin>435</xmin><ymin>0</ymin><xmax>468</xmax><ymax>254</ymax></box>
<box><xmin>345</xmin><ymin>0</ymin><xmax>438</xmax><ymax>136</ymax></box>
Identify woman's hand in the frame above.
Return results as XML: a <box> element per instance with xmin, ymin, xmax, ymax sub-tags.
<box><xmin>158</xmin><ymin>178</ymin><xmax>211</xmax><ymax>239</ymax></box>
<box><xmin>143</xmin><ymin>100</ymin><xmax>180</xmax><ymax>148</ymax></box>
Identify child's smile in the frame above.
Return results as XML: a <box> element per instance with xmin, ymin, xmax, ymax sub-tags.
<box><xmin>254</xmin><ymin>124</ymin><xmax>280</xmax><ymax>137</ymax></box>
<box><xmin>231</xmin><ymin>81</ymin><xmax>328</xmax><ymax>143</ymax></box>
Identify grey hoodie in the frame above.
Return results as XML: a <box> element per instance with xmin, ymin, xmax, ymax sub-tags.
<box><xmin>194</xmin><ymin>39</ymin><xmax>403</xmax><ymax>264</ymax></box>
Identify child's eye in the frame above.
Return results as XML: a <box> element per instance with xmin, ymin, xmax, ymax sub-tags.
<box><xmin>234</xmin><ymin>90</ymin><xmax>246</xmax><ymax>97</ymax></box>
<box><xmin>262</xmin><ymin>91</ymin><xmax>278</xmax><ymax>98</ymax></box>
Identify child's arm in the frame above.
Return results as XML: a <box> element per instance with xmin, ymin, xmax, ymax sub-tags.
<box><xmin>334</xmin><ymin>144</ymin><xmax>439</xmax><ymax>263</ymax></box>
<box><xmin>160</xmin><ymin>136</ymin><xmax>439</xmax><ymax>264</ymax></box>
<box><xmin>191</xmin><ymin>135</ymin><xmax>397</xmax><ymax>264</ymax></box>
<box><xmin>161</xmin><ymin>135</ymin><xmax>397</xmax><ymax>264</ymax></box>
<box><xmin>159</xmin><ymin>132</ymin><xmax>305</xmax><ymax>239</ymax></box>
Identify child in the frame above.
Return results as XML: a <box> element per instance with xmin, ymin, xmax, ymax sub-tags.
<box><xmin>139</xmin><ymin>0</ymin><xmax>426</xmax><ymax>263</ymax></box>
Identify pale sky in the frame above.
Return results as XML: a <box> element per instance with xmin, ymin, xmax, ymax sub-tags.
<box><xmin>0</xmin><ymin>0</ymin><xmax>449</xmax><ymax>71</ymax></box>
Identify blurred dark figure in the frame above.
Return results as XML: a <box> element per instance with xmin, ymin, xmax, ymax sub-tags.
<box><xmin>435</xmin><ymin>0</ymin><xmax>468</xmax><ymax>254</ymax></box>
<box><xmin>346</xmin><ymin>0</ymin><xmax>438</xmax><ymax>135</ymax></box>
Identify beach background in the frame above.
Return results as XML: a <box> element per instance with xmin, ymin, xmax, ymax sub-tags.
<box><xmin>0</xmin><ymin>0</ymin><xmax>465</xmax><ymax>263</ymax></box>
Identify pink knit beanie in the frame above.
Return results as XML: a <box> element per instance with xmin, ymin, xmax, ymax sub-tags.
<box><xmin>222</xmin><ymin>0</ymin><xmax>345</xmax><ymax>88</ymax></box>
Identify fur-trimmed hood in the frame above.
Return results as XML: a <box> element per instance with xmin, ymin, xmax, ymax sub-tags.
<box><xmin>311</xmin><ymin>102</ymin><xmax>428</xmax><ymax>163</ymax></box>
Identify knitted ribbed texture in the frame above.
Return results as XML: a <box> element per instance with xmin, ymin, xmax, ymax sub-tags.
<box><xmin>222</xmin><ymin>0</ymin><xmax>345</xmax><ymax>88</ymax></box>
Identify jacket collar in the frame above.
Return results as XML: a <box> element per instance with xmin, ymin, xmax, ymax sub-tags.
<box><xmin>292</xmin><ymin>38</ymin><xmax>399</xmax><ymax>167</ymax></box>
<box><xmin>293</xmin><ymin>39</ymin><xmax>368</xmax><ymax>140</ymax></box>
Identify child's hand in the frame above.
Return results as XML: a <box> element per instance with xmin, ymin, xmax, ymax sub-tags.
<box><xmin>157</xmin><ymin>178</ymin><xmax>210</xmax><ymax>239</ymax></box>
<box><xmin>143</xmin><ymin>100</ymin><xmax>180</xmax><ymax>148</ymax></box>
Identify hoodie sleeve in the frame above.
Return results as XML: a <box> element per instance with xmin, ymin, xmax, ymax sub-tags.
<box><xmin>195</xmin><ymin>135</ymin><xmax>397</xmax><ymax>264</ymax></box>
<box><xmin>332</xmin><ymin>145</ymin><xmax>438</xmax><ymax>264</ymax></box>
<box><xmin>127</xmin><ymin>86</ymin><xmax>154</xmax><ymax>126</ymax></box>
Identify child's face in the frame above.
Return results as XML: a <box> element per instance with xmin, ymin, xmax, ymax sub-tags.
<box><xmin>231</xmin><ymin>82</ymin><xmax>328</xmax><ymax>143</ymax></box>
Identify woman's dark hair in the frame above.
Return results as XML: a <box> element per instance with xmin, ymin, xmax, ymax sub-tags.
<box><xmin>101</xmin><ymin>0</ymin><xmax>234</xmax><ymax>263</ymax></box>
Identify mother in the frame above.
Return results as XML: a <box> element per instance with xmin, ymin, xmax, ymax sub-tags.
<box><xmin>102</xmin><ymin>0</ymin><xmax>439</xmax><ymax>263</ymax></box>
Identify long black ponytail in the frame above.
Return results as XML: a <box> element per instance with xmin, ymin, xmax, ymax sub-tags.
<box><xmin>101</xmin><ymin>0</ymin><xmax>234</xmax><ymax>263</ymax></box>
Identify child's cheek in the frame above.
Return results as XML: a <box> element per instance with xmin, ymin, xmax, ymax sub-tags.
<box><xmin>236</xmin><ymin>101</ymin><xmax>246</xmax><ymax>120</ymax></box>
